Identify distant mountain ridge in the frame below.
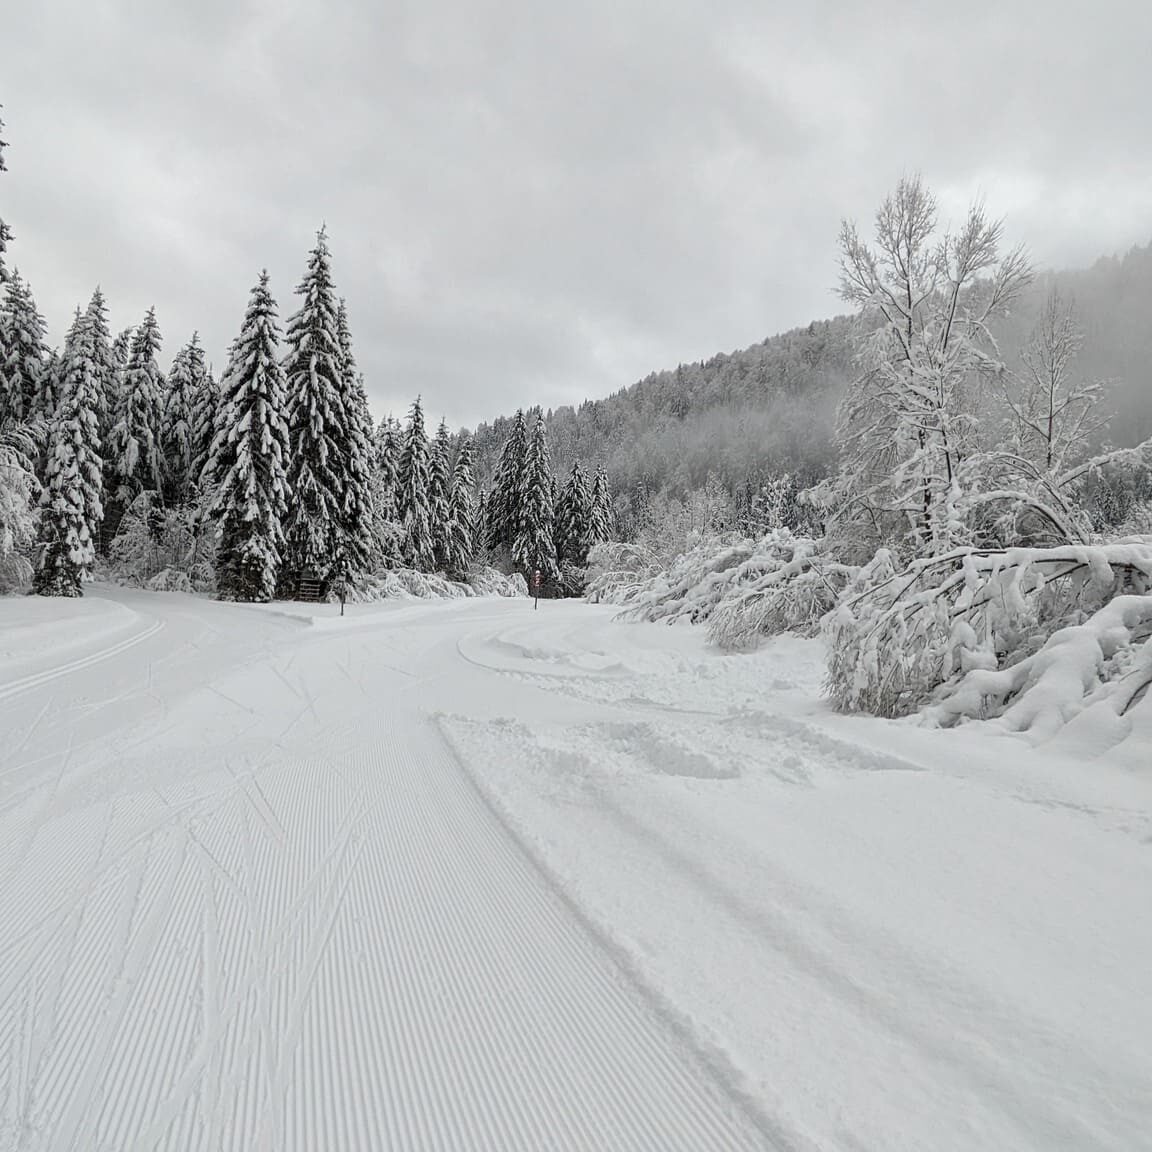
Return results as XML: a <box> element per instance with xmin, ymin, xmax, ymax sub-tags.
<box><xmin>467</xmin><ymin>239</ymin><xmax>1152</xmax><ymax>514</ymax></box>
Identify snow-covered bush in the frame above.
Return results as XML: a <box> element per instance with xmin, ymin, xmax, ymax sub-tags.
<box><xmin>109</xmin><ymin>491</ymin><xmax>217</xmax><ymax>593</ymax></box>
<box><xmin>0</xmin><ymin>417</ymin><xmax>41</xmax><ymax>592</ymax></box>
<box><xmin>347</xmin><ymin>565</ymin><xmax>526</xmax><ymax>603</ymax></box>
<box><xmin>584</xmin><ymin>541</ymin><xmax>662</xmax><ymax>605</ymax></box>
<box><xmin>824</xmin><ymin>541</ymin><xmax>1152</xmax><ymax>721</ymax></box>
<box><xmin>587</xmin><ymin>529</ymin><xmax>840</xmax><ymax>645</ymax></box>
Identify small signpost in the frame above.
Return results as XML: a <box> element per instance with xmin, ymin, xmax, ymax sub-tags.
<box><xmin>532</xmin><ymin>569</ymin><xmax>541</xmax><ymax>610</ymax></box>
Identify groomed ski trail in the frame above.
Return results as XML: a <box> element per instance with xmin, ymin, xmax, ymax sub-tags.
<box><xmin>0</xmin><ymin>591</ymin><xmax>773</xmax><ymax>1151</ymax></box>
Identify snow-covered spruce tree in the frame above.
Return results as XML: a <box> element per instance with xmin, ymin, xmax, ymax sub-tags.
<box><xmin>486</xmin><ymin>408</ymin><xmax>527</xmax><ymax>556</ymax></box>
<box><xmin>209</xmin><ymin>272</ymin><xmax>291</xmax><ymax>602</ymax></box>
<box><xmin>516</xmin><ymin>414</ymin><xmax>558</xmax><ymax>581</ymax></box>
<box><xmin>162</xmin><ymin>334</ymin><xmax>202</xmax><ymax>504</ymax></box>
<box><xmin>445</xmin><ymin>434</ymin><xmax>477</xmax><ymax>576</ymax></box>
<box><xmin>1</xmin><ymin>269</ymin><xmax>48</xmax><ymax>425</ymax></box>
<box><xmin>85</xmin><ymin>289</ymin><xmax>116</xmax><ymax>450</ymax></box>
<box><xmin>555</xmin><ymin>459</ymin><xmax>593</xmax><ymax>567</ymax></box>
<box><xmin>333</xmin><ymin>297</ymin><xmax>373</xmax><ymax>573</ymax></box>
<box><xmin>33</xmin><ymin>310</ymin><xmax>105</xmax><ymax>596</ymax></box>
<box><xmin>373</xmin><ymin>415</ymin><xmax>399</xmax><ymax>517</ymax></box>
<box><xmin>832</xmin><ymin>176</ymin><xmax>1032</xmax><ymax>560</ymax></box>
<box><xmin>281</xmin><ymin>231</ymin><xmax>368</xmax><ymax>587</ymax></box>
<box><xmin>188</xmin><ymin>351</ymin><xmax>217</xmax><ymax>488</ymax></box>
<box><xmin>107</xmin><ymin>307</ymin><xmax>165</xmax><ymax>505</ymax></box>
<box><xmin>589</xmin><ymin>466</ymin><xmax>613</xmax><ymax>546</ymax></box>
<box><xmin>428</xmin><ymin>417</ymin><xmax>451</xmax><ymax>568</ymax></box>
<box><xmin>396</xmin><ymin>396</ymin><xmax>434</xmax><ymax>570</ymax></box>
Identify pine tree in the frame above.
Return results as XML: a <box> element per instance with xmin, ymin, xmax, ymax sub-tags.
<box><xmin>85</xmin><ymin>289</ymin><xmax>116</xmax><ymax>449</ymax></box>
<box><xmin>487</xmin><ymin>409</ymin><xmax>527</xmax><ymax>554</ymax></box>
<box><xmin>590</xmin><ymin>466</ymin><xmax>613</xmax><ymax>545</ymax></box>
<box><xmin>1</xmin><ymin>270</ymin><xmax>48</xmax><ymax>425</ymax></box>
<box><xmin>282</xmin><ymin>229</ymin><xmax>367</xmax><ymax>585</ymax></box>
<box><xmin>373</xmin><ymin>415</ymin><xmax>399</xmax><ymax>518</ymax></box>
<box><xmin>108</xmin><ymin>308</ymin><xmax>165</xmax><ymax>503</ymax></box>
<box><xmin>189</xmin><ymin>353</ymin><xmax>218</xmax><ymax>489</ymax></box>
<box><xmin>333</xmin><ymin>297</ymin><xmax>373</xmax><ymax>573</ymax></box>
<box><xmin>428</xmin><ymin>417</ymin><xmax>451</xmax><ymax>567</ymax></box>
<box><xmin>209</xmin><ymin>272</ymin><xmax>291</xmax><ymax>601</ymax></box>
<box><xmin>33</xmin><ymin>310</ymin><xmax>104</xmax><ymax>596</ymax></box>
<box><xmin>396</xmin><ymin>397</ymin><xmax>434</xmax><ymax>569</ymax></box>
<box><xmin>162</xmin><ymin>334</ymin><xmax>202</xmax><ymax>503</ymax></box>
<box><xmin>556</xmin><ymin>459</ymin><xmax>593</xmax><ymax>566</ymax></box>
<box><xmin>517</xmin><ymin>414</ymin><xmax>557</xmax><ymax>581</ymax></box>
<box><xmin>445</xmin><ymin>435</ymin><xmax>477</xmax><ymax>576</ymax></box>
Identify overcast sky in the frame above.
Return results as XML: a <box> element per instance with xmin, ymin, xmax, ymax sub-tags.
<box><xmin>4</xmin><ymin>0</ymin><xmax>1150</xmax><ymax>428</ymax></box>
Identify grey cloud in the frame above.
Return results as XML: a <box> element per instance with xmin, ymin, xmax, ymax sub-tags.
<box><xmin>5</xmin><ymin>0</ymin><xmax>1150</xmax><ymax>428</ymax></box>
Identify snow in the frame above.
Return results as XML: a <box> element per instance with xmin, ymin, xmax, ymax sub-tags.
<box><xmin>2</xmin><ymin>587</ymin><xmax>1150</xmax><ymax>1150</ymax></box>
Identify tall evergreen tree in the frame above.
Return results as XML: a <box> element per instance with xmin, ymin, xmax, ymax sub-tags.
<box><xmin>428</xmin><ymin>417</ymin><xmax>452</xmax><ymax>567</ymax></box>
<box><xmin>333</xmin><ymin>297</ymin><xmax>372</xmax><ymax>572</ymax></box>
<box><xmin>282</xmin><ymin>229</ymin><xmax>366</xmax><ymax>583</ymax></box>
<box><xmin>556</xmin><ymin>459</ymin><xmax>593</xmax><ymax>566</ymax></box>
<box><xmin>517</xmin><ymin>414</ymin><xmax>558</xmax><ymax>580</ymax></box>
<box><xmin>396</xmin><ymin>396</ymin><xmax>434</xmax><ymax>569</ymax></box>
<box><xmin>85</xmin><ymin>289</ymin><xmax>115</xmax><ymax>448</ymax></box>
<box><xmin>162</xmin><ymin>334</ymin><xmax>202</xmax><ymax>503</ymax></box>
<box><xmin>590</xmin><ymin>466</ymin><xmax>613</xmax><ymax>545</ymax></box>
<box><xmin>0</xmin><ymin>270</ymin><xmax>48</xmax><ymax>424</ymax></box>
<box><xmin>486</xmin><ymin>408</ymin><xmax>527</xmax><ymax>554</ymax></box>
<box><xmin>33</xmin><ymin>310</ymin><xmax>104</xmax><ymax>596</ymax></box>
<box><xmin>445</xmin><ymin>435</ymin><xmax>477</xmax><ymax>576</ymax></box>
<box><xmin>209</xmin><ymin>272</ymin><xmax>291</xmax><ymax>601</ymax></box>
<box><xmin>373</xmin><ymin>415</ymin><xmax>399</xmax><ymax>518</ymax></box>
<box><xmin>108</xmin><ymin>308</ymin><xmax>164</xmax><ymax>502</ymax></box>
<box><xmin>189</xmin><ymin>354</ymin><xmax>218</xmax><ymax>489</ymax></box>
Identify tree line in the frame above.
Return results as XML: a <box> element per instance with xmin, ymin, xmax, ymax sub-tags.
<box><xmin>0</xmin><ymin>107</ymin><xmax>611</xmax><ymax>601</ymax></box>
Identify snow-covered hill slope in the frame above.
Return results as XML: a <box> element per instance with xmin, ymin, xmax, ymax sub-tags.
<box><xmin>1</xmin><ymin>587</ymin><xmax>1149</xmax><ymax>1150</ymax></box>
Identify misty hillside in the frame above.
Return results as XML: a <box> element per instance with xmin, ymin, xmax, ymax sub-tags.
<box><xmin>468</xmin><ymin>239</ymin><xmax>1152</xmax><ymax>512</ymax></box>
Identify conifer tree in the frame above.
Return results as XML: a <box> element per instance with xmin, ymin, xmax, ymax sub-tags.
<box><xmin>396</xmin><ymin>396</ymin><xmax>434</xmax><ymax>569</ymax></box>
<box><xmin>282</xmin><ymin>229</ymin><xmax>367</xmax><ymax>583</ymax></box>
<box><xmin>428</xmin><ymin>417</ymin><xmax>451</xmax><ymax>567</ymax></box>
<box><xmin>85</xmin><ymin>289</ymin><xmax>116</xmax><ymax>448</ymax></box>
<box><xmin>556</xmin><ymin>459</ymin><xmax>593</xmax><ymax>566</ymax></box>
<box><xmin>189</xmin><ymin>354</ymin><xmax>218</xmax><ymax>489</ymax></box>
<box><xmin>517</xmin><ymin>414</ymin><xmax>558</xmax><ymax>581</ymax></box>
<box><xmin>162</xmin><ymin>334</ymin><xmax>202</xmax><ymax>503</ymax></box>
<box><xmin>333</xmin><ymin>297</ymin><xmax>373</xmax><ymax>572</ymax></box>
<box><xmin>1</xmin><ymin>270</ymin><xmax>48</xmax><ymax>424</ymax></box>
<box><xmin>445</xmin><ymin>434</ymin><xmax>477</xmax><ymax>576</ymax></box>
<box><xmin>486</xmin><ymin>409</ymin><xmax>527</xmax><ymax>554</ymax></box>
<box><xmin>108</xmin><ymin>308</ymin><xmax>164</xmax><ymax>502</ymax></box>
<box><xmin>33</xmin><ymin>311</ymin><xmax>104</xmax><ymax>596</ymax></box>
<box><xmin>590</xmin><ymin>466</ymin><xmax>613</xmax><ymax>545</ymax></box>
<box><xmin>210</xmin><ymin>272</ymin><xmax>291</xmax><ymax>601</ymax></box>
<box><xmin>373</xmin><ymin>415</ymin><xmax>399</xmax><ymax>518</ymax></box>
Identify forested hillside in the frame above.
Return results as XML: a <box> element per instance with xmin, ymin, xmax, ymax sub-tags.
<box><xmin>468</xmin><ymin>240</ymin><xmax>1152</xmax><ymax>531</ymax></box>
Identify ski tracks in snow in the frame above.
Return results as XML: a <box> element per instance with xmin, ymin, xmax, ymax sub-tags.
<box><xmin>0</xmin><ymin>613</ymin><xmax>771</xmax><ymax>1150</ymax></box>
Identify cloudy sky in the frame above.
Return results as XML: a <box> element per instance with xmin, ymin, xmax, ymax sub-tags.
<box><xmin>5</xmin><ymin>0</ymin><xmax>1150</xmax><ymax>428</ymax></box>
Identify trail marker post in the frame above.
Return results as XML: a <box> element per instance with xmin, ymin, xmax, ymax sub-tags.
<box><xmin>533</xmin><ymin>569</ymin><xmax>541</xmax><ymax>610</ymax></box>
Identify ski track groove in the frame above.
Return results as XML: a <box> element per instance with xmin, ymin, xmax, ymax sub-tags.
<box><xmin>1</xmin><ymin>623</ymin><xmax>772</xmax><ymax>1151</ymax></box>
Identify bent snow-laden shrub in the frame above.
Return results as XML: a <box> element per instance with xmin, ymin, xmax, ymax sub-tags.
<box><xmin>347</xmin><ymin>566</ymin><xmax>527</xmax><ymax>603</ymax></box>
<box><xmin>586</xmin><ymin>530</ymin><xmax>840</xmax><ymax>642</ymax></box>
<box><xmin>825</xmin><ymin>540</ymin><xmax>1152</xmax><ymax>721</ymax></box>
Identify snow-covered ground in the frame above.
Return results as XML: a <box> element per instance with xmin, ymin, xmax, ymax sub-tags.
<box><xmin>1</xmin><ymin>587</ymin><xmax>1149</xmax><ymax>1151</ymax></box>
